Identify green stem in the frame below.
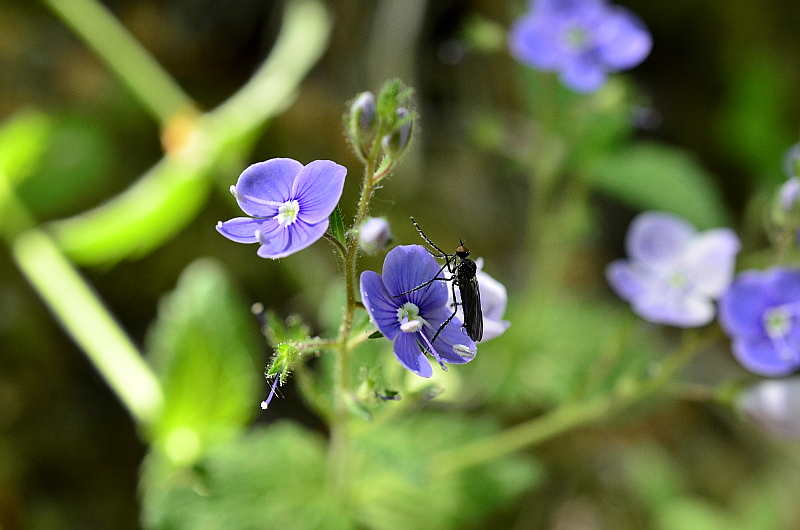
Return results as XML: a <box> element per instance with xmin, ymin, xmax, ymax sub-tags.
<box><xmin>42</xmin><ymin>0</ymin><xmax>193</xmax><ymax>125</ymax></box>
<box><xmin>12</xmin><ymin>229</ymin><xmax>164</xmax><ymax>425</ymax></box>
<box><xmin>432</xmin><ymin>327</ymin><xmax>720</xmax><ymax>477</ymax></box>
<box><xmin>2</xmin><ymin>176</ymin><xmax>163</xmax><ymax>426</ymax></box>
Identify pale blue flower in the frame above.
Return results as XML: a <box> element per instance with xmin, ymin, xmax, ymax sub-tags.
<box><xmin>606</xmin><ymin>212</ymin><xmax>740</xmax><ymax>327</ymax></box>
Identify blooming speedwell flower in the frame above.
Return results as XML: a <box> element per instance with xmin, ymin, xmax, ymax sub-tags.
<box><xmin>606</xmin><ymin>212</ymin><xmax>740</xmax><ymax>328</ymax></box>
<box><xmin>446</xmin><ymin>258</ymin><xmax>510</xmax><ymax>342</ymax></box>
<box><xmin>719</xmin><ymin>268</ymin><xmax>800</xmax><ymax>377</ymax></box>
<box><xmin>508</xmin><ymin>0</ymin><xmax>652</xmax><ymax>92</ymax></box>
<box><xmin>216</xmin><ymin>158</ymin><xmax>346</xmax><ymax>259</ymax></box>
<box><xmin>360</xmin><ymin>245</ymin><xmax>477</xmax><ymax>378</ymax></box>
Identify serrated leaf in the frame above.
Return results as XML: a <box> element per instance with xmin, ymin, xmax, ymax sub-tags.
<box><xmin>585</xmin><ymin>141</ymin><xmax>730</xmax><ymax>229</ymax></box>
<box><xmin>145</xmin><ymin>258</ymin><xmax>262</xmax><ymax>462</ymax></box>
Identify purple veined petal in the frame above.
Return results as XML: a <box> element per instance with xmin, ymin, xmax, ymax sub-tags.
<box><xmin>508</xmin><ymin>14</ymin><xmax>565</xmax><ymax>70</ymax></box>
<box><xmin>291</xmin><ymin>160</ymin><xmax>347</xmax><ymax>224</ymax></box>
<box><xmin>595</xmin><ymin>6</ymin><xmax>652</xmax><ymax>70</ymax></box>
<box><xmin>216</xmin><ymin>217</ymin><xmax>273</xmax><ymax>244</ymax></box>
<box><xmin>633</xmin><ymin>288</ymin><xmax>715</xmax><ymax>328</ymax></box>
<box><xmin>732</xmin><ymin>335</ymin><xmax>800</xmax><ymax>377</ymax></box>
<box><xmin>255</xmin><ymin>218</ymin><xmax>329</xmax><ymax>259</ymax></box>
<box><xmin>560</xmin><ymin>55</ymin><xmax>608</xmax><ymax>93</ymax></box>
<box><xmin>234</xmin><ymin>158</ymin><xmax>303</xmax><ymax>217</ymax></box>
<box><xmin>680</xmin><ymin>228</ymin><xmax>740</xmax><ymax>298</ymax></box>
<box><xmin>718</xmin><ymin>271</ymin><xmax>777</xmax><ymax>339</ymax></box>
<box><xmin>394</xmin><ymin>331</ymin><xmax>433</xmax><ymax>378</ymax></box>
<box><xmin>360</xmin><ymin>270</ymin><xmax>402</xmax><ymax>340</ymax></box>
<box><xmin>382</xmin><ymin>245</ymin><xmax>448</xmax><ymax>311</ymax></box>
<box><xmin>625</xmin><ymin>212</ymin><xmax>696</xmax><ymax>273</ymax></box>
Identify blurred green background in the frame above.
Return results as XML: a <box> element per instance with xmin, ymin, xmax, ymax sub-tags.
<box><xmin>1</xmin><ymin>0</ymin><xmax>800</xmax><ymax>528</ymax></box>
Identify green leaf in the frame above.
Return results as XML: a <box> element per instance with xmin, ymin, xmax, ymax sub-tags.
<box><xmin>0</xmin><ymin>110</ymin><xmax>53</xmax><ymax>186</ymax></box>
<box><xmin>585</xmin><ymin>141</ymin><xmax>730</xmax><ymax>229</ymax></box>
<box><xmin>140</xmin><ymin>422</ymin><xmax>351</xmax><ymax>530</ymax></box>
<box><xmin>353</xmin><ymin>412</ymin><xmax>543</xmax><ymax>530</ymax></box>
<box><xmin>145</xmin><ymin>258</ymin><xmax>262</xmax><ymax>463</ymax></box>
<box><xmin>329</xmin><ymin>204</ymin><xmax>346</xmax><ymax>247</ymax></box>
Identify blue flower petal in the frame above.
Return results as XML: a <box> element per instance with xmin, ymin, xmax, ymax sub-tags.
<box><xmin>235</xmin><ymin>158</ymin><xmax>302</xmax><ymax>217</ymax></box>
<box><xmin>255</xmin><ymin>218</ymin><xmax>329</xmax><ymax>259</ymax></box>
<box><xmin>393</xmin><ymin>332</ymin><xmax>433</xmax><ymax>378</ymax></box>
<box><xmin>561</xmin><ymin>56</ymin><xmax>607</xmax><ymax>93</ymax></box>
<box><xmin>732</xmin><ymin>335</ymin><xmax>800</xmax><ymax>377</ymax></box>
<box><xmin>360</xmin><ymin>270</ymin><xmax>401</xmax><ymax>340</ymax></box>
<box><xmin>720</xmin><ymin>270</ymin><xmax>786</xmax><ymax>339</ymax></box>
<box><xmin>508</xmin><ymin>15</ymin><xmax>564</xmax><ymax>70</ymax></box>
<box><xmin>424</xmin><ymin>307</ymin><xmax>476</xmax><ymax>365</ymax></box>
<box><xmin>626</xmin><ymin>212</ymin><xmax>695</xmax><ymax>273</ymax></box>
<box><xmin>595</xmin><ymin>7</ymin><xmax>652</xmax><ymax>69</ymax></box>
<box><xmin>292</xmin><ymin>160</ymin><xmax>347</xmax><ymax>224</ymax></box>
<box><xmin>382</xmin><ymin>245</ymin><xmax>448</xmax><ymax>311</ymax></box>
<box><xmin>216</xmin><ymin>217</ymin><xmax>272</xmax><ymax>244</ymax></box>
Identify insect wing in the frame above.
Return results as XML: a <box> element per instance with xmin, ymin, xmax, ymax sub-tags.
<box><xmin>460</xmin><ymin>275</ymin><xmax>483</xmax><ymax>342</ymax></box>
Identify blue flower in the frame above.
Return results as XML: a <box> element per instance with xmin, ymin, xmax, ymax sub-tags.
<box><xmin>360</xmin><ymin>245</ymin><xmax>477</xmax><ymax>378</ymax></box>
<box><xmin>719</xmin><ymin>268</ymin><xmax>800</xmax><ymax>377</ymax></box>
<box><xmin>738</xmin><ymin>377</ymin><xmax>800</xmax><ymax>438</ymax></box>
<box><xmin>216</xmin><ymin>158</ymin><xmax>347</xmax><ymax>259</ymax></box>
<box><xmin>606</xmin><ymin>212</ymin><xmax>740</xmax><ymax>328</ymax></box>
<box><xmin>508</xmin><ymin>0</ymin><xmax>652</xmax><ymax>92</ymax></box>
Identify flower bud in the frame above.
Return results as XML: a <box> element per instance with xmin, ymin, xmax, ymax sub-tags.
<box><xmin>350</xmin><ymin>91</ymin><xmax>377</xmax><ymax>133</ymax></box>
<box><xmin>737</xmin><ymin>377</ymin><xmax>800</xmax><ymax>438</ymax></box>
<box><xmin>381</xmin><ymin>108</ymin><xmax>413</xmax><ymax>159</ymax></box>
<box><xmin>358</xmin><ymin>217</ymin><xmax>392</xmax><ymax>254</ymax></box>
<box><xmin>347</xmin><ymin>92</ymin><xmax>377</xmax><ymax>158</ymax></box>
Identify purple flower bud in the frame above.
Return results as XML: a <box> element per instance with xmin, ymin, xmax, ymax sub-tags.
<box><xmin>738</xmin><ymin>378</ymin><xmax>800</xmax><ymax>438</ymax></box>
<box><xmin>350</xmin><ymin>91</ymin><xmax>377</xmax><ymax>133</ymax></box>
<box><xmin>381</xmin><ymin>108</ymin><xmax>413</xmax><ymax>157</ymax></box>
<box><xmin>358</xmin><ymin>217</ymin><xmax>392</xmax><ymax>254</ymax></box>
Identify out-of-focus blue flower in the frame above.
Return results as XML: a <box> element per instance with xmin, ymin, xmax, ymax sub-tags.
<box><xmin>446</xmin><ymin>258</ymin><xmax>510</xmax><ymax>342</ymax></box>
<box><xmin>508</xmin><ymin>0</ymin><xmax>652</xmax><ymax>92</ymax></box>
<box><xmin>719</xmin><ymin>268</ymin><xmax>800</xmax><ymax>377</ymax></box>
<box><xmin>216</xmin><ymin>158</ymin><xmax>346</xmax><ymax>259</ymax></box>
<box><xmin>606</xmin><ymin>212</ymin><xmax>740</xmax><ymax>328</ymax></box>
<box><xmin>360</xmin><ymin>245</ymin><xmax>476</xmax><ymax>378</ymax></box>
<box><xmin>738</xmin><ymin>377</ymin><xmax>800</xmax><ymax>438</ymax></box>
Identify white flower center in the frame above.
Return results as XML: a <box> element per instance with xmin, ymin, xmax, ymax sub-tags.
<box><xmin>669</xmin><ymin>270</ymin><xmax>688</xmax><ymax>289</ymax></box>
<box><xmin>276</xmin><ymin>200</ymin><xmax>300</xmax><ymax>226</ymax></box>
<box><xmin>764</xmin><ymin>306</ymin><xmax>792</xmax><ymax>339</ymax></box>
<box><xmin>397</xmin><ymin>302</ymin><xmax>427</xmax><ymax>333</ymax></box>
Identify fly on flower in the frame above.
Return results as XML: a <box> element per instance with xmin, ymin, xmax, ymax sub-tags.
<box><xmin>399</xmin><ymin>218</ymin><xmax>483</xmax><ymax>344</ymax></box>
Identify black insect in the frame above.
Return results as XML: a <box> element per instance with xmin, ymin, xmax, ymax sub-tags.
<box><xmin>399</xmin><ymin>217</ymin><xmax>483</xmax><ymax>345</ymax></box>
